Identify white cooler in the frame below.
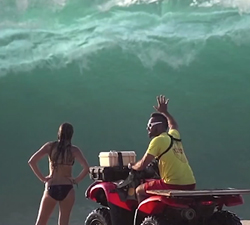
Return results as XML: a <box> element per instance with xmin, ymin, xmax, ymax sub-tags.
<box><xmin>99</xmin><ymin>151</ymin><xmax>136</xmax><ymax>167</ymax></box>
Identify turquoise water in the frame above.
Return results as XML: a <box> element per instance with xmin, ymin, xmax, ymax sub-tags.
<box><xmin>1</xmin><ymin>0</ymin><xmax>250</xmax><ymax>224</ymax></box>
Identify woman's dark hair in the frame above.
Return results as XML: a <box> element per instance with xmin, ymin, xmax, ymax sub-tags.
<box><xmin>50</xmin><ymin>122</ymin><xmax>74</xmax><ymax>168</ymax></box>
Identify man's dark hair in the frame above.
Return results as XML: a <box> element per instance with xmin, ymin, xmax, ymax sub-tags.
<box><xmin>150</xmin><ymin>112</ymin><xmax>168</xmax><ymax>130</ymax></box>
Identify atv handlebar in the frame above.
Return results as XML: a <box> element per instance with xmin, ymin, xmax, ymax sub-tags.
<box><xmin>117</xmin><ymin>163</ymin><xmax>160</xmax><ymax>189</ymax></box>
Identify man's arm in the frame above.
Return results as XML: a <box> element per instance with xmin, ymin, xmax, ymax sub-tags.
<box><xmin>153</xmin><ymin>95</ymin><xmax>178</xmax><ymax>130</ymax></box>
<box><xmin>131</xmin><ymin>153</ymin><xmax>155</xmax><ymax>171</ymax></box>
<box><xmin>132</xmin><ymin>136</ymin><xmax>162</xmax><ymax>171</ymax></box>
<box><xmin>162</xmin><ymin>111</ymin><xmax>178</xmax><ymax>130</ymax></box>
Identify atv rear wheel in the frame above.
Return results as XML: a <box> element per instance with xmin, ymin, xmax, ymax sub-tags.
<box><xmin>85</xmin><ymin>207</ymin><xmax>111</xmax><ymax>225</ymax></box>
<box><xmin>141</xmin><ymin>216</ymin><xmax>166</xmax><ymax>225</ymax></box>
<box><xmin>209</xmin><ymin>210</ymin><xmax>242</xmax><ymax>225</ymax></box>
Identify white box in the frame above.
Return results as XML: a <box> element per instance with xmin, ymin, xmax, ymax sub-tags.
<box><xmin>99</xmin><ymin>151</ymin><xmax>136</xmax><ymax>167</ymax></box>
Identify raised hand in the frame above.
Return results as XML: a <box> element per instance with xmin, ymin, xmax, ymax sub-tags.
<box><xmin>153</xmin><ymin>95</ymin><xmax>169</xmax><ymax>114</ymax></box>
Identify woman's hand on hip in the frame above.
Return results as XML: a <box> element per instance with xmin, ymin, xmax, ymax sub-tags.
<box><xmin>43</xmin><ymin>176</ymin><xmax>52</xmax><ymax>183</ymax></box>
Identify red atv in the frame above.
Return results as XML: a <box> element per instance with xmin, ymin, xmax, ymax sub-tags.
<box><xmin>84</xmin><ymin>163</ymin><xmax>250</xmax><ymax>225</ymax></box>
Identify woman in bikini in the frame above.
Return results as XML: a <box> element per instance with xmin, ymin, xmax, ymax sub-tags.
<box><xmin>28</xmin><ymin>122</ymin><xmax>90</xmax><ymax>225</ymax></box>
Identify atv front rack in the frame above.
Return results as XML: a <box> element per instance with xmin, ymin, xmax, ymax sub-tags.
<box><xmin>89</xmin><ymin>166</ymin><xmax>130</xmax><ymax>182</ymax></box>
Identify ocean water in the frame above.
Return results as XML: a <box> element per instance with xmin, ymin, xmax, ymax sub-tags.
<box><xmin>0</xmin><ymin>0</ymin><xmax>250</xmax><ymax>224</ymax></box>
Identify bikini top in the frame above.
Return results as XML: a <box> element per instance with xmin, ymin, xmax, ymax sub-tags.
<box><xmin>49</xmin><ymin>141</ymin><xmax>75</xmax><ymax>167</ymax></box>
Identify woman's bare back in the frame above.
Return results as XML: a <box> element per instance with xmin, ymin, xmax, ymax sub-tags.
<box><xmin>47</xmin><ymin>142</ymin><xmax>76</xmax><ymax>186</ymax></box>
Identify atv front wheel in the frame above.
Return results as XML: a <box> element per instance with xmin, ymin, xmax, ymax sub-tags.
<box><xmin>141</xmin><ymin>216</ymin><xmax>166</xmax><ymax>225</ymax></box>
<box><xmin>209</xmin><ymin>210</ymin><xmax>242</xmax><ymax>225</ymax></box>
<box><xmin>85</xmin><ymin>207</ymin><xmax>111</xmax><ymax>225</ymax></box>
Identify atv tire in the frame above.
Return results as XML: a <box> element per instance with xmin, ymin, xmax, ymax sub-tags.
<box><xmin>141</xmin><ymin>216</ymin><xmax>166</xmax><ymax>225</ymax></box>
<box><xmin>209</xmin><ymin>210</ymin><xmax>242</xmax><ymax>225</ymax></box>
<box><xmin>85</xmin><ymin>207</ymin><xmax>111</xmax><ymax>225</ymax></box>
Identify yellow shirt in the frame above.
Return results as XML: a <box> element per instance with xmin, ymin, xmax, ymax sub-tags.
<box><xmin>146</xmin><ymin>129</ymin><xmax>196</xmax><ymax>185</ymax></box>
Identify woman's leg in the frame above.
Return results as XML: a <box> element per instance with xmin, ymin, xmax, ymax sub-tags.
<box><xmin>35</xmin><ymin>191</ymin><xmax>57</xmax><ymax>225</ymax></box>
<box><xmin>58</xmin><ymin>188</ymin><xmax>75</xmax><ymax>225</ymax></box>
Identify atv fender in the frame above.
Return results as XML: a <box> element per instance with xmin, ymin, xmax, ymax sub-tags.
<box><xmin>86</xmin><ymin>182</ymin><xmax>134</xmax><ymax>211</ymax></box>
<box><xmin>85</xmin><ymin>181</ymin><xmax>102</xmax><ymax>198</ymax></box>
<box><xmin>222</xmin><ymin>195</ymin><xmax>244</xmax><ymax>207</ymax></box>
<box><xmin>137</xmin><ymin>196</ymin><xmax>189</xmax><ymax>214</ymax></box>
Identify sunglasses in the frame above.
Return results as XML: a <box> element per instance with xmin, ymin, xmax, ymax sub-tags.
<box><xmin>147</xmin><ymin>121</ymin><xmax>162</xmax><ymax>129</ymax></box>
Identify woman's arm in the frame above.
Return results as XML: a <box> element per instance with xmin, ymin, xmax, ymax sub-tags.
<box><xmin>73</xmin><ymin>147</ymin><xmax>90</xmax><ymax>184</ymax></box>
<box><xmin>28</xmin><ymin>142</ymin><xmax>51</xmax><ymax>183</ymax></box>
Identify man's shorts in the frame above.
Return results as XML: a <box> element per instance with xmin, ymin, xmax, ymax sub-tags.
<box><xmin>144</xmin><ymin>179</ymin><xmax>196</xmax><ymax>191</ymax></box>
